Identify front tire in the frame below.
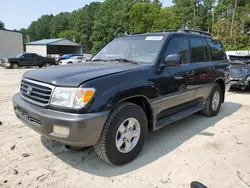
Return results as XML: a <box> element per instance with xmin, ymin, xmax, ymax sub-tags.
<box><xmin>201</xmin><ymin>83</ymin><xmax>223</xmax><ymax>117</ymax></box>
<box><xmin>10</xmin><ymin>63</ymin><xmax>19</xmax><ymax>69</ymax></box>
<box><xmin>94</xmin><ymin>102</ymin><xmax>147</xmax><ymax>165</ymax></box>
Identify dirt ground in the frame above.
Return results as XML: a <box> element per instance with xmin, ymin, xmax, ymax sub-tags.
<box><xmin>0</xmin><ymin>68</ymin><xmax>250</xmax><ymax>188</ymax></box>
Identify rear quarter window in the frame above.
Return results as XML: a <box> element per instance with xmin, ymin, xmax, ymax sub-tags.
<box><xmin>206</xmin><ymin>38</ymin><xmax>226</xmax><ymax>61</ymax></box>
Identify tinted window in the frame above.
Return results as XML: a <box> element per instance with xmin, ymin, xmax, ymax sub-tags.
<box><xmin>190</xmin><ymin>37</ymin><xmax>207</xmax><ymax>62</ymax></box>
<box><xmin>31</xmin><ymin>54</ymin><xmax>37</xmax><ymax>59</ymax></box>
<box><xmin>165</xmin><ymin>36</ymin><xmax>189</xmax><ymax>64</ymax></box>
<box><xmin>23</xmin><ymin>54</ymin><xmax>32</xmax><ymax>59</ymax></box>
<box><xmin>206</xmin><ymin>38</ymin><xmax>225</xmax><ymax>61</ymax></box>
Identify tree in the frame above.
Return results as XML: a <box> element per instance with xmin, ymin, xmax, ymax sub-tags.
<box><xmin>73</xmin><ymin>2</ymin><xmax>101</xmax><ymax>52</ymax></box>
<box><xmin>50</xmin><ymin>12</ymin><xmax>70</xmax><ymax>38</ymax></box>
<box><xmin>92</xmin><ymin>0</ymin><xmax>140</xmax><ymax>52</ymax></box>
<box><xmin>19</xmin><ymin>28</ymin><xmax>28</xmax><ymax>43</ymax></box>
<box><xmin>0</xmin><ymin>21</ymin><xmax>4</xmax><ymax>29</ymax></box>
<box><xmin>130</xmin><ymin>1</ymin><xmax>161</xmax><ymax>33</ymax></box>
<box><xmin>27</xmin><ymin>14</ymin><xmax>54</xmax><ymax>41</ymax></box>
<box><xmin>58</xmin><ymin>30</ymin><xmax>74</xmax><ymax>40</ymax></box>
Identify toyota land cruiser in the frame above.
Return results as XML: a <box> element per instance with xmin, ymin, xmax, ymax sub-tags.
<box><xmin>13</xmin><ymin>29</ymin><xmax>230</xmax><ymax>165</ymax></box>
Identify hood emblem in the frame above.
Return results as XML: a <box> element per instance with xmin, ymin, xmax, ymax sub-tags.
<box><xmin>26</xmin><ymin>86</ymin><xmax>33</xmax><ymax>95</ymax></box>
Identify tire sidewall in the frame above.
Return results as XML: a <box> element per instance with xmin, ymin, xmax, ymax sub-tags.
<box><xmin>43</xmin><ymin>62</ymin><xmax>51</xmax><ymax>67</ymax></box>
<box><xmin>207</xmin><ymin>84</ymin><xmax>222</xmax><ymax>116</ymax></box>
<box><xmin>105</xmin><ymin>104</ymin><xmax>147</xmax><ymax>165</ymax></box>
<box><xmin>11</xmin><ymin>63</ymin><xmax>19</xmax><ymax>69</ymax></box>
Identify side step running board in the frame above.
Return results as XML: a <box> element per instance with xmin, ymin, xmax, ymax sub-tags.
<box><xmin>155</xmin><ymin>104</ymin><xmax>204</xmax><ymax>130</ymax></box>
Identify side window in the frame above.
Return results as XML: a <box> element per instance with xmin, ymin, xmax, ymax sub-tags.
<box><xmin>190</xmin><ymin>37</ymin><xmax>206</xmax><ymax>62</ymax></box>
<box><xmin>206</xmin><ymin>38</ymin><xmax>226</xmax><ymax>61</ymax></box>
<box><xmin>31</xmin><ymin>54</ymin><xmax>37</xmax><ymax>59</ymax></box>
<box><xmin>164</xmin><ymin>36</ymin><xmax>189</xmax><ymax>64</ymax></box>
<box><xmin>23</xmin><ymin>54</ymin><xmax>32</xmax><ymax>59</ymax></box>
<box><xmin>77</xmin><ymin>57</ymin><xmax>83</xmax><ymax>60</ymax></box>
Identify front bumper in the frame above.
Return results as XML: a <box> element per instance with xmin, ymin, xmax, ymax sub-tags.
<box><xmin>12</xmin><ymin>93</ymin><xmax>109</xmax><ymax>147</ymax></box>
<box><xmin>230</xmin><ymin>78</ymin><xmax>249</xmax><ymax>88</ymax></box>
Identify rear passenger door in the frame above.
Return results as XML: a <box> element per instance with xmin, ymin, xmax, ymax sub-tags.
<box><xmin>188</xmin><ymin>37</ymin><xmax>214</xmax><ymax>100</ymax></box>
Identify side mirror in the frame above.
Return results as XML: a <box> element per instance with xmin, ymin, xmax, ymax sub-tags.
<box><xmin>164</xmin><ymin>54</ymin><xmax>182</xmax><ymax>67</ymax></box>
<box><xmin>21</xmin><ymin>56</ymin><xmax>24</xmax><ymax>59</ymax></box>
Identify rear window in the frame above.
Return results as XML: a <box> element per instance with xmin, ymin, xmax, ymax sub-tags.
<box><xmin>231</xmin><ymin>67</ymin><xmax>242</xmax><ymax>74</ymax></box>
<box><xmin>206</xmin><ymin>38</ymin><xmax>226</xmax><ymax>61</ymax></box>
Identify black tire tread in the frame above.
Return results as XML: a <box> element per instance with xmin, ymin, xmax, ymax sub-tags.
<box><xmin>94</xmin><ymin>102</ymin><xmax>141</xmax><ymax>165</ymax></box>
<box><xmin>201</xmin><ymin>83</ymin><xmax>222</xmax><ymax>117</ymax></box>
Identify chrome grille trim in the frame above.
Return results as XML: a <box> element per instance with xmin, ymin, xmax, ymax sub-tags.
<box><xmin>20</xmin><ymin>78</ymin><xmax>55</xmax><ymax>107</ymax></box>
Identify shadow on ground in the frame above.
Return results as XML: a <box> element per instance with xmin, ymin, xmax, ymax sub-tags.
<box><xmin>41</xmin><ymin>102</ymin><xmax>242</xmax><ymax>177</ymax></box>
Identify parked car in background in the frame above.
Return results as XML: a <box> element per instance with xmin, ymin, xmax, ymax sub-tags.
<box><xmin>56</xmin><ymin>54</ymin><xmax>83</xmax><ymax>64</ymax></box>
<box><xmin>229</xmin><ymin>61</ymin><xmax>250</xmax><ymax>90</ymax></box>
<box><xmin>59</xmin><ymin>56</ymin><xmax>87</xmax><ymax>65</ymax></box>
<box><xmin>1</xmin><ymin>53</ymin><xmax>56</xmax><ymax>69</ymax></box>
<box><xmin>13</xmin><ymin>29</ymin><xmax>230</xmax><ymax>165</ymax></box>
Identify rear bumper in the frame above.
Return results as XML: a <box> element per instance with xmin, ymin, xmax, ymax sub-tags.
<box><xmin>12</xmin><ymin>93</ymin><xmax>109</xmax><ymax>147</ymax></box>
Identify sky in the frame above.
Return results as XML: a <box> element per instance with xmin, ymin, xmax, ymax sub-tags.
<box><xmin>0</xmin><ymin>0</ymin><xmax>173</xmax><ymax>30</ymax></box>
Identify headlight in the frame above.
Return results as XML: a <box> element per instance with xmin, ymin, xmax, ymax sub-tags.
<box><xmin>50</xmin><ymin>87</ymin><xmax>95</xmax><ymax>109</ymax></box>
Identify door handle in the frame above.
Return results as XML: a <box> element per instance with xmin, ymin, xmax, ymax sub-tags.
<box><xmin>186</xmin><ymin>70</ymin><xmax>195</xmax><ymax>76</ymax></box>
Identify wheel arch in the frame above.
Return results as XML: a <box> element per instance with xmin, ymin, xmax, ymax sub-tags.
<box><xmin>214</xmin><ymin>78</ymin><xmax>225</xmax><ymax>103</ymax></box>
<box><xmin>111</xmin><ymin>95</ymin><xmax>154</xmax><ymax>131</ymax></box>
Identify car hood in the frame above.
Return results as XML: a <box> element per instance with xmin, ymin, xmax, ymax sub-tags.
<box><xmin>8</xmin><ymin>58</ymin><xmax>19</xmax><ymax>62</ymax></box>
<box><xmin>23</xmin><ymin>63</ymin><xmax>145</xmax><ymax>87</ymax></box>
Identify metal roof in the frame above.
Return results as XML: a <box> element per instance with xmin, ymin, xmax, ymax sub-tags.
<box><xmin>26</xmin><ymin>38</ymin><xmax>65</xmax><ymax>45</ymax></box>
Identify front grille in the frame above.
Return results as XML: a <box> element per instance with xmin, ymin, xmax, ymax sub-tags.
<box><xmin>20</xmin><ymin>79</ymin><xmax>54</xmax><ymax>106</ymax></box>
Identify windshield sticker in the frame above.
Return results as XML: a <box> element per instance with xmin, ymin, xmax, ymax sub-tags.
<box><xmin>145</xmin><ymin>36</ymin><xmax>163</xmax><ymax>41</ymax></box>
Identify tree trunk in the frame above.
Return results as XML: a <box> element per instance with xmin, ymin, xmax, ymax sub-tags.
<box><xmin>230</xmin><ymin>0</ymin><xmax>238</xmax><ymax>47</ymax></box>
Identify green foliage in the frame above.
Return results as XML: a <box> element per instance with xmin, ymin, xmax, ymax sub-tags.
<box><xmin>27</xmin><ymin>15</ymin><xmax>54</xmax><ymax>41</ymax></box>
<box><xmin>0</xmin><ymin>21</ymin><xmax>4</xmax><ymax>29</ymax></box>
<box><xmin>50</xmin><ymin>12</ymin><xmax>70</xmax><ymax>38</ymax></box>
<box><xmin>19</xmin><ymin>28</ymin><xmax>28</xmax><ymax>43</ymax></box>
<box><xmin>58</xmin><ymin>30</ymin><xmax>74</xmax><ymax>40</ymax></box>
<box><xmin>23</xmin><ymin>0</ymin><xmax>250</xmax><ymax>52</ymax></box>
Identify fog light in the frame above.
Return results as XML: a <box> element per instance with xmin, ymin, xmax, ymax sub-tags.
<box><xmin>53</xmin><ymin>125</ymin><xmax>69</xmax><ymax>137</ymax></box>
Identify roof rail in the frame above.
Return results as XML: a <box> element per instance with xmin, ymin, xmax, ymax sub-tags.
<box><xmin>178</xmin><ymin>28</ymin><xmax>212</xmax><ymax>36</ymax></box>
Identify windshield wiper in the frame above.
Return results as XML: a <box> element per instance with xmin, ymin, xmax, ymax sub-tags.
<box><xmin>110</xmin><ymin>58</ymin><xmax>138</xmax><ymax>64</ymax></box>
<box><xmin>91</xmin><ymin>59</ymin><xmax>108</xmax><ymax>62</ymax></box>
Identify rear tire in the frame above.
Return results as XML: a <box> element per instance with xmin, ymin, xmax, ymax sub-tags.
<box><xmin>201</xmin><ymin>83</ymin><xmax>223</xmax><ymax>117</ymax></box>
<box><xmin>43</xmin><ymin>62</ymin><xmax>51</xmax><ymax>67</ymax></box>
<box><xmin>94</xmin><ymin>102</ymin><xmax>147</xmax><ymax>165</ymax></box>
<box><xmin>10</xmin><ymin>63</ymin><xmax>19</xmax><ymax>69</ymax></box>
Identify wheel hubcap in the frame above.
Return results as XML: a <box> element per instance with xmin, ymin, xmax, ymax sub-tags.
<box><xmin>212</xmin><ymin>91</ymin><xmax>220</xmax><ymax>111</ymax></box>
<box><xmin>115</xmin><ymin>118</ymin><xmax>141</xmax><ymax>153</ymax></box>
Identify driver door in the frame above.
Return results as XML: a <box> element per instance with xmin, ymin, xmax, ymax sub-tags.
<box><xmin>155</xmin><ymin>35</ymin><xmax>196</xmax><ymax>115</ymax></box>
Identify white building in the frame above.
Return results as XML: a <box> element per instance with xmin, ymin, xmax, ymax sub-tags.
<box><xmin>0</xmin><ymin>29</ymin><xmax>24</xmax><ymax>59</ymax></box>
<box><xmin>26</xmin><ymin>38</ymin><xmax>83</xmax><ymax>57</ymax></box>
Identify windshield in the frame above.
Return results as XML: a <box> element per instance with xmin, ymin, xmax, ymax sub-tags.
<box><xmin>92</xmin><ymin>36</ymin><xmax>165</xmax><ymax>64</ymax></box>
<box><xmin>15</xmin><ymin>53</ymin><xmax>23</xmax><ymax>58</ymax></box>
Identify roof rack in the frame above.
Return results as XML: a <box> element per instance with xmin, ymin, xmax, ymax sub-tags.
<box><xmin>178</xmin><ymin>28</ymin><xmax>212</xmax><ymax>36</ymax></box>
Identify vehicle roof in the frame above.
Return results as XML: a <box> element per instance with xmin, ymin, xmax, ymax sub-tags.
<box><xmin>120</xmin><ymin>31</ymin><xmax>212</xmax><ymax>39</ymax></box>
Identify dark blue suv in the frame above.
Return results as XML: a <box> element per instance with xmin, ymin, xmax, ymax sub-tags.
<box><xmin>13</xmin><ymin>29</ymin><xmax>230</xmax><ymax>165</ymax></box>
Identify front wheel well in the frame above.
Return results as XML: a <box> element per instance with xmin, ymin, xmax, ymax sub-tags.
<box><xmin>215</xmin><ymin>79</ymin><xmax>225</xmax><ymax>103</ymax></box>
<box><xmin>123</xmin><ymin>96</ymin><xmax>154</xmax><ymax>131</ymax></box>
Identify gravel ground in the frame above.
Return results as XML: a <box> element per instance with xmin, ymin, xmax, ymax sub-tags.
<box><xmin>0</xmin><ymin>68</ymin><xmax>250</xmax><ymax>188</ymax></box>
